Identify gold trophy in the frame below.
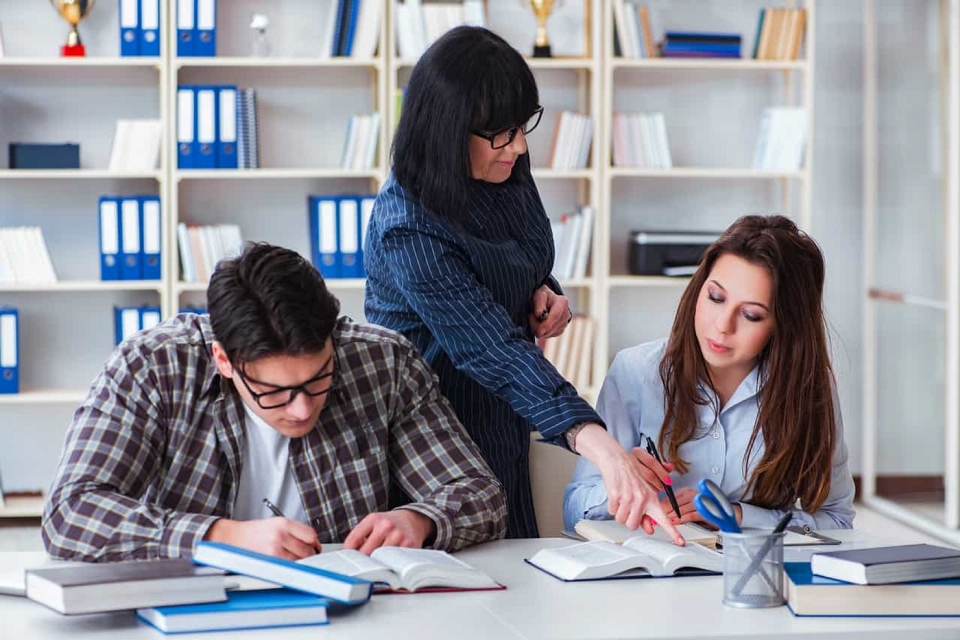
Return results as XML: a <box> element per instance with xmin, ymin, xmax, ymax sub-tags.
<box><xmin>529</xmin><ymin>0</ymin><xmax>556</xmax><ymax>57</ymax></box>
<box><xmin>51</xmin><ymin>0</ymin><xmax>96</xmax><ymax>57</ymax></box>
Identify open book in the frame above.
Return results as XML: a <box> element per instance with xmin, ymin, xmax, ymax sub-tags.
<box><xmin>297</xmin><ymin>547</ymin><xmax>503</xmax><ymax>593</ymax></box>
<box><xmin>526</xmin><ymin>538</ymin><xmax>722</xmax><ymax>581</ymax></box>
<box><xmin>574</xmin><ymin>519</ymin><xmax>720</xmax><ymax>548</ymax></box>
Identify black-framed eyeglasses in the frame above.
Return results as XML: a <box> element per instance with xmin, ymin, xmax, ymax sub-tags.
<box><xmin>472</xmin><ymin>106</ymin><xmax>544</xmax><ymax>150</ymax></box>
<box><xmin>234</xmin><ymin>354</ymin><xmax>336</xmax><ymax>410</ymax></box>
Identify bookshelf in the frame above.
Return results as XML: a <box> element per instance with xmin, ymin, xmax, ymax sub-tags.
<box><xmin>598</xmin><ymin>0</ymin><xmax>815</xmax><ymax>374</ymax></box>
<box><xmin>0</xmin><ymin>0</ymin><xmax>813</xmax><ymax>514</ymax></box>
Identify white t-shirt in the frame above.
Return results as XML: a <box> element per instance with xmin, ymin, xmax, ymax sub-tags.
<box><xmin>232</xmin><ymin>402</ymin><xmax>309</xmax><ymax>524</ymax></box>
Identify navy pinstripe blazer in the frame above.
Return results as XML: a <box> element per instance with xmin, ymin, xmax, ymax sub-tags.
<box><xmin>364</xmin><ymin>173</ymin><xmax>602</xmax><ymax>538</ymax></box>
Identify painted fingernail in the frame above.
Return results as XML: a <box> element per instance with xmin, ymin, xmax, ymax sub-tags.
<box><xmin>663</xmin><ymin>476</ymin><xmax>672</xmax><ymax>485</ymax></box>
<box><xmin>650</xmin><ymin>518</ymin><xmax>657</xmax><ymax>526</ymax></box>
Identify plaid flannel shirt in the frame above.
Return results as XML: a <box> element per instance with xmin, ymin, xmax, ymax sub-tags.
<box><xmin>42</xmin><ymin>314</ymin><xmax>506</xmax><ymax>561</ymax></box>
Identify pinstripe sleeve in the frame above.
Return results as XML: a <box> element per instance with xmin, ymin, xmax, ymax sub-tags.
<box><xmin>41</xmin><ymin>347</ymin><xmax>220</xmax><ymax>561</ymax></box>
<box><xmin>387</xmin><ymin>344</ymin><xmax>507</xmax><ymax>550</ymax></box>
<box><xmin>380</xmin><ymin>223</ymin><xmax>600</xmax><ymax>440</ymax></box>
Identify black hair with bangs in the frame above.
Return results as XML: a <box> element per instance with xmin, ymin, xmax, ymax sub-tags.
<box><xmin>391</xmin><ymin>26</ymin><xmax>540</xmax><ymax>225</ymax></box>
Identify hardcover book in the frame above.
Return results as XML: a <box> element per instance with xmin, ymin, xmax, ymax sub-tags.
<box><xmin>297</xmin><ymin>547</ymin><xmax>503</xmax><ymax>593</ymax></box>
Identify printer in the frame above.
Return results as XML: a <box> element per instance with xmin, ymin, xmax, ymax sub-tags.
<box><xmin>629</xmin><ymin>230</ymin><xmax>720</xmax><ymax>276</ymax></box>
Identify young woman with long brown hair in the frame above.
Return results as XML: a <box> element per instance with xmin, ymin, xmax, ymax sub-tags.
<box><xmin>563</xmin><ymin>215</ymin><xmax>855</xmax><ymax>533</ymax></box>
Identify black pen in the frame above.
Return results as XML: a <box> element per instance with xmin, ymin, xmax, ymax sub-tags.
<box><xmin>645</xmin><ymin>436</ymin><xmax>682</xmax><ymax>520</ymax></box>
<box><xmin>263</xmin><ymin>498</ymin><xmax>285</xmax><ymax>518</ymax></box>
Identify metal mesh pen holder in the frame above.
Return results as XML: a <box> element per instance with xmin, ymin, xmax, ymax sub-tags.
<box><xmin>722</xmin><ymin>530</ymin><xmax>786</xmax><ymax>608</ymax></box>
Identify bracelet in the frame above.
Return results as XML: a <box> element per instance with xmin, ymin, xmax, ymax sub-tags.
<box><xmin>563</xmin><ymin>422</ymin><xmax>588</xmax><ymax>453</ymax></box>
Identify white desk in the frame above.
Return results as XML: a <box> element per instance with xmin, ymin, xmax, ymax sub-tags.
<box><xmin>3</xmin><ymin>533</ymin><xmax>960</xmax><ymax>639</ymax></box>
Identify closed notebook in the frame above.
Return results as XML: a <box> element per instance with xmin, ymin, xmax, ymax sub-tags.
<box><xmin>785</xmin><ymin>562</ymin><xmax>960</xmax><ymax>617</ymax></box>
<box><xmin>297</xmin><ymin>547</ymin><xmax>504</xmax><ymax>593</ymax></box>
<box><xmin>810</xmin><ymin>543</ymin><xmax>960</xmax><ymax>585</ymax></box>
<box><xmin>192</xmin><ymin>541</ymin><xmax>373</xmax><ymax>605</ymax></box>
<box><xmin>136</xmin><ymin>588</ymin><xmax>329</xmax><ymax>634</ymax></box>
<box><xmin>25</xmin><ymin>559</ymin><xmax>226</xmax><ymax>615</ymax></box>
<box><xmin>525</xmin><ymin>538</ymin><xmax>722</xmax><ymax>581</ymax></box>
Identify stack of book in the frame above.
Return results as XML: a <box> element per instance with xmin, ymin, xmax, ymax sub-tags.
<box><xmin>751</xmin><ymin>107</ymin><xmax>807</xmax><ymax>172</ymax></box>
<box><xmin>107</xmin><ymin>120</ymin><xmax>162</xmax><ymax>172</ymax></box>
<box><xmin>0</xmin><ymin>228</ymin><xmax>57</xmax><ymax>285</ymax></box>
<box><xmin>550</xmin><ymin>205</ymin><xmax>593</xmax><ymax>281</ymax></box>
<box><xmin>661</xmin><ymin>31</ymin><xmax>741</xmax><ymax>59</ymax></box>
<box><xmin>177</xmin><ymin>223</ymin><xmax>244</xmax><ymax>284</ymax></box>
<box><xmin>321</xmin><ymin>0</ymin><xmax>384</xmax><ymax>58</ymax></box>
<box><xmin>610</xmin><ymin>112</ymin><xmax>672</xmax><ymax>169</ymax></box>
<box><xmin>340</xmin><ymin>113</ymin><xmax>381</xmax><ymax>171</ymax></box>
<box><xmin>786</xmin><ymin>543</ymin><xmax>960</xmax><ymax>617</ymax></box>
<box><xmin>611</xmin><ymin>0</ymin><xmax>656</xmax><ymax>59</ymax></box>
<box><xmin>394</xmin><ymin>0</ymin><xmax>487</xmax><ymax>59</ymax></box>
<box><xmin>548</xmin><ymin>111</ymin><xmax>594</xmax><ymax>170</ymax></box>
<box><xmin>752</xmin><ymin>8</ymin><xmax>807</xmax><ymax>60</ymax></box>
<box><xmin>540</xmin><ymin>315</ymin><xmax>595</xmax><ymax>390</ymax></box>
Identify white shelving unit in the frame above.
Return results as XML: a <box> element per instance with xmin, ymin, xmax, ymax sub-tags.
<box><xmin>0</xmin><ymin>0</ymin><xmax>819</xmax><ymax>514</ymax></box>
<box><xmin>598</xmin><ymin>0</ymin><xmax>815</xmax><ymax>373</ymax></box>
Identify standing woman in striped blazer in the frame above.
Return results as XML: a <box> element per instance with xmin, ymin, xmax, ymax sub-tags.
<box><xmin>363</xmin><ymin>26</ymin><xmax>683</xmax><ymax>542</ymax></box>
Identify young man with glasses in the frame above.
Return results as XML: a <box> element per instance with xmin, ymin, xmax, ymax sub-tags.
<box><xmin>42</xmin><ymin>243</ymin><xmax>507</xmax><ymax>561</ymax></box>
<box><xmin>365</xmin><ymin>26</ymin><xmax>682</xmax><ymax>544</ymax></box>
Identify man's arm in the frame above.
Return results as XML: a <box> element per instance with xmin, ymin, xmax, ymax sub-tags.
<box><xmin>384</xmin><ymin>344</ymin><xmax>507</xmax><ymax>552</ymax></box>
<box><xmin>41</xmin><ymin>347</ymin><xmax>219</xmax><ymax>561</ymax></box>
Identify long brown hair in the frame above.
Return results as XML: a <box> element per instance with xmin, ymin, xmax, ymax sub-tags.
<box><xmin>658</xmin><ymin>215</ymin><xmax>835</xmax><ymax>513</ymax></box>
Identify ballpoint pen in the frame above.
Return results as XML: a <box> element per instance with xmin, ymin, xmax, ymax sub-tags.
<box><xmin>263</xmin><ymin>498</ymin><xmax>285</xmax><ymax>518</ymax></box>
<box><xmin>645</xmin><ymin>436</ymin><xmax>682</xmax><ymax>520</ymax></box>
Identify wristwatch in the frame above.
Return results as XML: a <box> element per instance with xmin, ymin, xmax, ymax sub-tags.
<box><xmin>563</xmin><ymin>422</ymin><xmax>589</xmax><ymax>453</ymax></box>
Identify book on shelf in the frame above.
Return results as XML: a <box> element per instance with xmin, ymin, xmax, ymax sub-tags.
<box><xmin>753</xmin><ymin>8</ymin><xmax>807</xmax><ymax>61</ymax></box>
<box><xmin>550</xmin><ymin>204</ymin><xmax>593</xmax><ymax>280</ymax></box>
<box><xmin>525</xmin><ymin>536</ymin><xmax>722</xmax><ymax>581</ymax></box>
<box><xmin>177</xmin><ymin>222</ymin><xmax>244</xmax><ymax>283</ymax></box>
<box><xmin>25</xmin><ymin>559</ymin><xmax>227</xmax><ymax>616</ymax></box>
<box><xmin>319</xmin><ymin>0</ymin><xmax>384</xmax><ymax>59</ymax></box>
<box><xmin>751</xmin><ymin>107</ymin><xmax>806</xmax><ymax>171</ymax></box>
<box><xmin>612</xmin><ymin>0</ymin><xmax>656</xmax><ymax>59</ymax></box>
<box><xmin>297</xmin><ymin>547</ymin><xmax>503</xmax><ymax>593</ymax></box>
<box><xmin>107</xmin><ymin>119</ymin><xmax>162</xmax><ymax>172</ymax></box>
<box><xmin>193</xmin><ymin>541</ymin><xmax>373</xmax><ymax>605</ymax></box>
<box><xmin>115</xmin><ymin>306</ymin><xmax>162</xmax><ymax>345</ymax></box>
<box><xmin>661</xmin><ymin>32</ymin><xmax>741</xmax><ymax>59</ymax></box>
<box><xmin>0</xmin><ymin>227</ymin><xmax>57</xmax><ymax>285</ymax></box>
<box><xmin>540</xmin><ymin>315</ymin><xmax>594</xmax><ymax>390</ymax></box>
<box><xmin>394</xmin><ymin>0</ymin><xmax>487</xmax><ymax>59</ymax></box>
<box><xmin>548</xmin><ymin>111</ymin><xmax>594</xmax><ymax>170</ymax></box>
<box><xmin>785</xmin><ymin>562</ymin><xmax>960</xmax><ymax>617</ymax></box>
<box><xmin>610</xmin><ymin>112</ymin><xmax>672</xmax><ymax>169</ymax></box>
<box><xmin>810</xmin><ymin>544</ymin><xmax>960</xmax><ymax>585</ymax></box>
<box><xmin>340</xmin><ymin>113</ymin><xmax>381</xmax><ymax>171</ymax></box>
<box><xmin>136</xmin><ymin>588</ymin><xmax>330</xmax><ymax>634</ymax></box>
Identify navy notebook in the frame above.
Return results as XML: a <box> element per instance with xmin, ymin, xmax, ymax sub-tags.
<box><xmin>785</xmin><ymin>562</ymin><xmax>960</xmax><ymax>617</ymax></box>
<box><xmin>811</xmin><ymin>543</ymin><xmax>960</xmax><ymax>585</ymax></box>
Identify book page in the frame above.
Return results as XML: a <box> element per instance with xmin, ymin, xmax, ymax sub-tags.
<box><xmin>370</xmin><ymin>547</ymin><xmax>498</xmax><ymax>591</ymax></box>
<box><xmin>297</xmin><ymin>549</ymin><xmax>399</xmax><ymax>590</ymax></box>
<box><xmin>622</xmin><ymin>537</ymin><xmax>723</xmax><ymax>575</ymax></box>
<box><xmin>528</xmin><ymin>541</ymin><xmax>662</xmax><ymax>580</ymax></box>
<box><xmin>575</xmin><ymin>519</ymin><xmax>719</xmax><ymax>548</ymax></box>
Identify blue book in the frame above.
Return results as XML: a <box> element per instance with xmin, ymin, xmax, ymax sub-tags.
<box><xmin>811</xmin><ymin>543</ymin><xmax>960</xmax><ymax>584</ymax></box>
<box><xmin>192</xmin><ymin>542</ymin><xmax>373</xmax><ymax>605</ymax></box>
<box><xmin>140</xmin><ymin>0</ymin><xmax>161</xmax><ymax>56</ymax></box>
<box><xmin>664</xmin><ymin>31</ymin><xmax>742</xmax><ymax>42</ymax></box>
<box><xmin>785</xmin><ymin>562</ymin><xmax>960</xmax><ymax>617</ymax></box>
<box><xmin>136</xmin><ymin>589</ymin><xmax>329</xmax><ymax>634</ymax></box>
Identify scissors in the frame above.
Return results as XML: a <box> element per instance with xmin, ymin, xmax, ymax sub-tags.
<box><xmin>693</xmin><ymin>479</ymin><xmax>741</xmax><ymax>533</ymax></box>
